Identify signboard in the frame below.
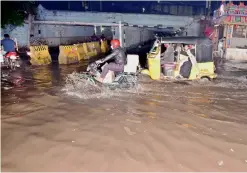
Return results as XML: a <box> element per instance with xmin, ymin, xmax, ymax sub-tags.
<box><xmin>225</xmin><ymin>2</ymin><xmax>247</xmax><ymax>15</ymax></box>
<box><xmin>213</xmin><ymin>2</ymin><xmax>247</xmax><ymax>23</ymax></box>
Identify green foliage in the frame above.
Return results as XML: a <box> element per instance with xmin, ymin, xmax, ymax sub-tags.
<box><xmin>1</xmin><ymin>1</ymin><xmax>36</xmax><ymax>29</ymax></box>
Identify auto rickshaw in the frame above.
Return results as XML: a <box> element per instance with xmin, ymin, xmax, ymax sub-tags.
<box><xmin>141</xmin><ymin>37</ymin><xmax>217</xmax><ymax>81</ymax></box>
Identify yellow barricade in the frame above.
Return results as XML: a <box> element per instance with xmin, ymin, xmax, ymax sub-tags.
<box><xmin>76</xmin><ymin>44</ymin><xmax>87</xmax><ymax>61</ymax></box>
<box><xmin>84</xmin><ymin>42</ymin><xmax>97</xmax><ymax>58</ymax></box>
<box><xmin>30</xmin><ymin>45</ymin><xmax>51</xmax><ymax>66</ymax></box>
<box><xmin>148</xmin><ymin>57</ymin><xmax>160</xmax><ymax>80</ymax></box>
<box><xmin>92</xmin><ymin>41</ymin><xmax>101</xmax><ymax>55</ymax></box>
<box><xmin>101</xmin><ymin>40</ymin><xmax>109</xmax><ymax>53</ymax></box>
<box><xmin>58</xmin><ymin>45</ymin><xmax>79</xmax><ymax>64</ymax></box>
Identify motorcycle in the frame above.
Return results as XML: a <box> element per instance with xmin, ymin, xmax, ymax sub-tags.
<box><xmin>83</xmin><ymin>57</ymin><xmax>140</xmax><ymax>90</ymax></box>
<box><xmin>2</xmin><ymin>51</ymin><xmax>21</xmax><ymax>70</ymax></box>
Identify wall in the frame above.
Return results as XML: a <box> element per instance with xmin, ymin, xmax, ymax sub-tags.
<box><xmin>226</xmin><ymin>38</ymin><xmax>247</xmax><ymax>61</ymax></box>
<box><xmin>230</xmin><ymin>38</ymin><xmax>247</xmax><ymax>48</ymax></box>
<box><xmin>31</xmin><ymin>24</ymin><xmax>113</xmax><ymax>46</ymax></box>
<box><xmin>226</xmin><ymin>48</ymin><xmax>247</xmax><ymax>61</ymax></box>
<box><xmin>186</xmin><ymin>22</ymin><xmax>201</xmax><ymax>36</ymax></box>
<box><xmin>122</xmin><ymin>26</ymin><xmax>154</xmax><ymax>49</ymax></box>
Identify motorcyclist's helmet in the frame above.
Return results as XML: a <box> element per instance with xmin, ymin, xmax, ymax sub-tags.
<box><xmin>110</xmin><ymin>39</ymin><xmax>120</xmax><ymax>49</ymax></box>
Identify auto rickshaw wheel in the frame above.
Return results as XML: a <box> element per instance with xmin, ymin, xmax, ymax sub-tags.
<box><xmin>199</xmin><ymin>76</ymin><xmax>211</xmax><ymax>83</ymax></box>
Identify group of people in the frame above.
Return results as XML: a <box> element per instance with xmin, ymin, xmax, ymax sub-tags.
<box><xmin>159</xmin><ymin>43</ymin><xmax>197</xmax><ymax>79</ymax></box>
<box><xmin>160</xmin><ymin>43</ymin><xmax>195</xmax><ymax>65</ymax></box>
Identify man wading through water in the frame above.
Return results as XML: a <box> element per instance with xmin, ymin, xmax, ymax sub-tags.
<box><xmin>94</xmin><ymin>39</ymin><xmax>127</xmax><ymax>83</ymax></box>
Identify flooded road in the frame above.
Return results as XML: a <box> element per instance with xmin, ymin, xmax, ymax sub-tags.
<box><xmin>1</xmin><ymin>57</ymin><xmax>247</xmax><ymax>171</ymax></box>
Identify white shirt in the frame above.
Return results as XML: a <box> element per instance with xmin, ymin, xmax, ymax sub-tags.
<box><xmin>218</xmin><ymin>41</ymin><xmax>223</xmax><ymax>51</ymax></box>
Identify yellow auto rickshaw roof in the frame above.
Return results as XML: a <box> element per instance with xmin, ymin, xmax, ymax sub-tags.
<box><xmin>159</xmin><ymin>37</ymin><xmax>212</xmax><ymax>45</ymax></box>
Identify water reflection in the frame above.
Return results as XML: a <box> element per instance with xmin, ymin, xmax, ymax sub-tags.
<box><xmin>50</xmin><ymin>64</ymin><xmax>61</xmax><ymax>86</ymax></box>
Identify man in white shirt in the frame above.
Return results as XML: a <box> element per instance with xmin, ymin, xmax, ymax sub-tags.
<box><xmin>218</xmin><ymin>37</ymin><xmax>225</xmax><ymax>59</ymax></box>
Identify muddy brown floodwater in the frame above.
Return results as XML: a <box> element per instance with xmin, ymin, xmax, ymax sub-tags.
<box><xmin>1</xmin><ymin>60</ymin><xmax>247</xmax><ymax>171</ymax></box>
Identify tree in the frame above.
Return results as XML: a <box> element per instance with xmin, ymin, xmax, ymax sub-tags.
<box><xmin>1</xmin><ymin>1</ymin><xmax>36</xmax><ymax>29</ymax></box>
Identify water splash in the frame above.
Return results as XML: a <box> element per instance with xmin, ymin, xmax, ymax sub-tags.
<box><xmin>62</xmin><ymin>72</ymin><xmax>142</xmax><ymax>99</ymax></box>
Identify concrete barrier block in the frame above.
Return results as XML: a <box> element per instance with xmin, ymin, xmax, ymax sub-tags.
<box><xmin>226</xmin><ymin>48</ymin><xmax>247</xmax><ymax>61</ymax></box>
<box><xmin>58</xmin><ymin>45</ymin><xmax>79</xmax><ymax>64</ymax></box>
<box><xmin>30</xmin><ymin>45</ymin><xmax>51</xmax><ymax>66</ymax></box>
<box><xmin>92</xmin><ymin>41</ymin><xmax>101</xmax><ymax>54</ymax></box>
<box><xmin>101</xmin><ymin>40</ymin><xmax>109</xmax><ymax>53</ymax></box>
<box><xmin>85</xmin><ymin>42</ymin><xmax>97</xmax><ymax>58</ymax></box>
<box><xmin>76</xmin><ymin>44</ymin><xmax>87</xmax><ymax>61</ymax></box>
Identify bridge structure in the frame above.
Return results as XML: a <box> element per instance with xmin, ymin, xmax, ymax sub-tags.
<box><xmin>2</xmin><ymin>4</ymin><xmax>203</xmax><ymax>48</ymax></box>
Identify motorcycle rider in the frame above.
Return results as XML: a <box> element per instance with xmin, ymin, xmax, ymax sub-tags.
<box><xmin>94</xmin><ymin>39</ymin><xmax>127</xmax><ymax>82</ymax></box>
<box><xmin>1</xmin><ymin>34</ymin><xmax>21</xmax><ymax>69</ymax></box>
<box><xmin>1</xmin><ymin>34</ymin><xmax>16</xmax><ymax>54</ymax></box>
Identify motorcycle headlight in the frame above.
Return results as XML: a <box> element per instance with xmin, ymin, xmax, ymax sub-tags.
<box><xmin>27</xmin><ymin>51</ymin><xmax>31</xmax><ymax>56</ymax></box>
<box><xmin>10</xmin><ymin>56</ymin><xmax>17</xmax><ymax>60</ymax></box>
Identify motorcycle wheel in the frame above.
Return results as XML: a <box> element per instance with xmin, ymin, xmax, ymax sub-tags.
<box><xmin>10</xmin><ymin>60</ymin><xmax>16</xmax><ymax>70</ymax></box>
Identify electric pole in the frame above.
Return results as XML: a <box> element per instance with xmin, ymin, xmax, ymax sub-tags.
<box><xmin>100</xmin><ymin>0</ymin><xmax>102</xmax><ymax>11</ymax></box>
<box><xmin>206</xmin><ymin>0</ymin><xmax>211</xmax><ymax>20</ymax></box>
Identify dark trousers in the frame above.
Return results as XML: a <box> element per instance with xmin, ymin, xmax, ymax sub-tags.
<box><xmin>100</xmin><ymin>63</ymin><xmax>124</xmax><ymax>78</ymax></box>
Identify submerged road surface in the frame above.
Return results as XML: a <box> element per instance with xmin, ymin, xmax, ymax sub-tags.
<box><xmin>1</xmin><ymin>59</ymin><xmax>247</xmax><ymax>171</ymax></box>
